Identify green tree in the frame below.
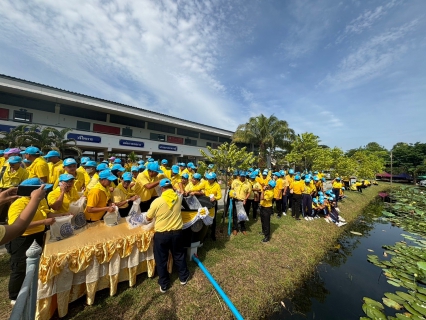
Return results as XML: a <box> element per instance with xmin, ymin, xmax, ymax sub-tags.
<box><xmin>334</xmin><ymin>156</ymin><xmax>358</xmax><ymax>178</ymax></box>
<box><xmin>232</xmin><ymin>114</ymin><xmax>295</xmax><ymax>168</ymax></box>
<box><xmin>285</xmin><ymin>132</ymin><xmax>321</xmax><ymax>170</ymax></box>
<box><xmin>199</xmin><ymin>142</ymin><xmax>256</xmax><ymax>207</ymax></box>
<box><xmin>352</xmin><ymin>151</ymin><xmax>385</xmax><ymax>179</ymax></box>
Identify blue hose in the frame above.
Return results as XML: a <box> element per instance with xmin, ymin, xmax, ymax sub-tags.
<box><xmin>192</xmin><ymin>255</ymin><xmax>244</xmax><ymax>320</ymax></box>
<box><xmin>228</xmin><ymin>198</ymin><xmax>233</xmax><ymax>236</ymax></box>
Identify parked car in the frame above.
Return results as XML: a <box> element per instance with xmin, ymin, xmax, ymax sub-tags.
<box><xmin>419</xmin><ymin>180</ymin><xmax>426</xmax><ymax>187</ymax></box>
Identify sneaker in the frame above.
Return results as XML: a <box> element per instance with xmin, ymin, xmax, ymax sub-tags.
<box><xmin>180</xmin><ymin>275</ymin><xmax>190</xmax><ymax>285</ymax></box>
<box><xmin>304</xmin><ymin>217</ymin><xmax>309</xmax><ymax>221</ymax></box>
<box><xmin>288</xmin><ymin>208</ymin><xmax>292</xmax><ymax>211</ymax></box>
<box><xmin>282</xmin><ymin>212</ymin><xmax>287</xmax><ymax>216</ymax></box>
<box><xmin>10</xmin><ymin>300</ymin><xmax>16</xmax><ymax>306</ymax></box>
<box><xmin>160</xmin><ymin>285</ymin><xmax>168</xmax><ymax>293</ymax></box>
<box><xmin>309</xmin><ymin>217</ymin><xmax>314</xmax><ymax>221</ymax></box>
<box><xmin>262</xmin><ymin>237</ymin><xmax>270</xmax><ymax>243</ymax></box>
<box><xmin>325</xmin><ymin>218</ymin><xmax>330</xmax><ymax>223</ymax></box>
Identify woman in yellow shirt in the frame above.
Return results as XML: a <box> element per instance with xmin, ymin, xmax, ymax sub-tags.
<box><xmin>112</xmin><ymin>172</ymin><xmax>139</xmax><ymax>217</ymax></box>
<box><xmin>204</xmin><ymin>172</ymin><xmax>222</xmax><ymax>241</ymax></box>
<box><xmin>272</xmin><ymin>172</ymin><xmax>283</xmax><ymax>217</ymax></box>
<box><xmin>7</xmin><ymin>178</ymin><xmax>55</xmax><ymax>303</ymax></box>
<box><xmin>289</xmin><ymin>175</ymin><xmax>304</xmax><ymax>220</ymax></box>
<box><xmin>332</xmin><ymin>177</ymin><xmax>343</xmax><ymax>206</ymax></box>
<box><xmin>47</xmin><ymin>174</ymin><xmax>80</xmax><ymax>215</ymax></box>
<box><xmin>260</xmin><ymin>180</ymin><xmax>275</xmax><ymax>242</ymax></box>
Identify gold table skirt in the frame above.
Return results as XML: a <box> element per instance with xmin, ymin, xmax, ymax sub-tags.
<box><xmin>36</xmin><ymin>219</ymin><xmax>157</xmax><ymax>320</ymax></box>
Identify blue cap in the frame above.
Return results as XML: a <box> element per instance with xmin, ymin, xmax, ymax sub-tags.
<box><xmin>99</xmin><ymin>170</ymin><xmax>117</xmax><ymax>181</ymax></box>
<box><xmin>319</xmin><ymin>199</ymin><xmax>324</xmax><ymax>205</ymax></box>
<box><xmin>208</xmin><ymin>164</ymin><xmax>214</xmax><ymax>169</ymax></box>
<box><xmin>8</xmin><ymin>156</ymin><xmax>22</xmax><ymax>164</ymax></box>
<box><xmin>289</xmin><ymin>169</ymin><xmax>295</xmax><ymax>175</ymax></box>
<box><xmin>305</xmin><ymin>178</ymin><xmax>311</xmax><ymax>183</ymax></box>
<box><xmin>171</xmin><ymin>165</ymin><xmax>180</xmax><ymax>174</ymax></box>
<box><xmin>113</xmin><ymin>159</ymin><xmax>121</xmax><ymax>164</ymax></box>
<box><xmin>84</xmin><ymin>160</ymin><xmax>97</xmax><ymax>167</ymax></box>
<box><xmin>23</xmin><ymin>159</ymin><xmax>31</xmax><ymax>164</ymax></box>
<box><xmin>205</xmin><ymin>173</ymin><xmax>214</xmax><ymax>180</ymax></box>
<box><xmin>328</xmin><ymin>197</ymin><xmax>334</xmax><ymax>201</ymax></box>
<box><xmin>0</xmin><ymin>150</ymin><xmax>3</xmax><ymax>155</ymax></box>
<box><xmin>249</xmin><ymin>172</ymin><xmax>257</xmax><ymax>179</ymax></box>
<box><xmin>159</xmin><ymin>178</ymin><xmax>172</xmax><ymax>188</ymax></box>
<box><xmin>187</xmin><ymin>162</ymin><xmax>194</xmax><ymax>167</ymax></box>
<box><xmin>4</xmin><ymin>148</ymin><xmax>10</xmax><ymax>153</ymax></box>
<box><xmin>59</xmin><ymin>173</ymin><xmax>75</xmax><ymax>182</ymax></box>
<box><xmin>314</xmin><ymin>171</ymin><xmax>318</xmax><ymax>174</ymax></box>
<box><xmin>189</xmin><ymin>164</ymin><xmax>197</xmax><ymax>169</ymax></box>
<box><xmin>193</xmin><ymin>173</ymin><xmax>202</xmax><ymax>180</ymax></box>
<box><xmin>210</xmin><ymin>172</ymin><xmax>217</xmax><ymax>179</ymax></box>
<box><xmin>268</xmin><ymin>180</ymin><xmax>276</xmax><ymax>188</ymax></box>
<box><xmin>239</xmin><ymin>171</ymin><xmax>246</xmax><ymax>176</ymax></box>
<box><xmin>111</xmin><ymin>164</ymin><xmax>125</xmax><ymax>172</ymax></box>
<box><xmin>313</xmin><ymin>198</ymin><xmax>318</xmax><ymax>204</ymax></box>
<box><xmin>138</xmin><ymin>164</ymin><xmax>146</xmax><ymax>171</ymax></box>
<box><xmin>23</xmin><ymin>146</ymin><xmax>41</xmax><ymax>155</ymax></box>
<box><xmin>319</xmin><ymin>196</ymin><xmax>324</xmax><ymax>200</ymax></box>
<box><xmin>233</xmin><ymin>170</ymin><xmax>238</xmax><ymax>176</ymax></box>
<box><xmin>322</xmin><ymin>178</ymin><xmax>326</xmax><ymax>182</ymax></box>
<box><xmin>318</xmin><ymin>191</ymin><xmax>324</xmax><ymax>196</ymax></box>
<box><xmin>131</xmin><ymin>166</ymin><xmax>138</xmax><ymax>172</ymax></box>
<box><xmin>97</xmin><ymin>163</ymin><xmax>109</xmax><ymax>171</ymax></box>
<box><xmin>181</xmin><ymin>173</ymin><xmax>189</xmax><ymax>179</ymax></box>
<box><xmin>138</xmin><ymin>160</ymin><xmax>144</xmax><ymax>165</ymax></box>
<box><xmin>295</xmin><ymin>175</ymin><xmax>301</xmax><ymax>181</ymax></box>
<box><xmin>44</xmin><ymin>150</ymin><xmax>61</xmax><ymax>158</ymax></box>
<box><xmin>161</xmin><ymin>159</ymin><xmax>168</xmax><ymax>165</ymax></box>
<box><xmin>80</xmin><ymin>157</ymin><xmax>90</xmax><ymax>165</ymax></box>
<box><xmin>122</xmin><ymin>172</ymin><xmax>132</xmax><ymax>182</ymax></box>
<box><xmin>179</xmin><ymin>162</ymin><xmax>186</xmax><ymax>167</ymax></box>
<box><xmin>102</xmin><ymin>160</ymin><xmax>108</xmax><ymax>164</ymax></box>
<box><xmin>336</xmin><ymin>177</ymin><xmax>341</xmax><ymax>181</ymax></box>
<box><xmin>314</xmin><ymin>176</ymin><xmax>319</xmax><ymax>181</ymax></box>
<box><xmin>262</xmin><ymin>171</ymin><xmax>268</xmax><ymax>176</ymax></box>
<box><xmin>342</xmin><ymin>187</ymin><xmax>345</xmax><ymax>190</ymax></box>
<box><xmin>147</xmin><ymin>162</ymin><xmax>163</xmax><ymax>173</ymax></box>
<box><xmin>273</xmin><ymin>172</ymin><xmax>281</xmax><ymax>177</ymax></box>
<box><xmin>148</xmin><ymin>158</ymin><xmax>155</xmax><ymax>162</ymax></box>
<box><xmin>20</xmin><ymin>178</ymin><xmax>53</xmax><ymax>190</ymax></box>
<box><xmin>63</xmin><ymin>158</ymin><xmax>78</xmax><ymax>166</ymax></box>
<box><xmin>248</xmin><ymin>167</ymin><xmax>253</xmax><ymax>172</ymax></box>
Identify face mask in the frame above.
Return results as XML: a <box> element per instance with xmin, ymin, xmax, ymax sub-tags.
<box><xmin>86</xmin><ymin>168</ymin><xmax>93</xmax><ymax>174</ymax></box>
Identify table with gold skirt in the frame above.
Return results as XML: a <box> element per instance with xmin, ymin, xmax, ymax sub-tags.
<box><xmin>36</xmin><ymin>219</ymin><xmax>156</xmax><ymax>320</ymax></box>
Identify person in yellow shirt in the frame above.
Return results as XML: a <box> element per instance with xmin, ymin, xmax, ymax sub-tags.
<box><xmin>135</xmin><ymin>162</ymin><xmax>162</xmax><ymax>212</ymax></box>
<box><xmin>204</xmin><ymin>172</ymin><xmax>222</xmax><ymax>241</ymax></box>
<box><xmin>279</xmin><ymin>170</ymin><xmax>289</xmax><ymax>216</ymax></box>
<box><xmin>231</xmin><ymin>171</ymin><xmax>252</xmax><ymax>235</ymax></box>
<box><xmin>108</xmin><ymin>156</ymin><xmax>116</xmax><ymax>168</ymax></box>
<box><xmin>77</xmin><ymin>157</ymin><xmax>91</xmax><ymax>186</ymax></box>
<box><xmin>289</xmin><ymin>175</ymin><xmax>304</xmax><ymax>220</ymax></box>
<box><xmin>207</xmin><ymin>163</ymin><xmax>215</xmax><ymax>173</ymax></box>
<box><xmin>178</xmin><ymin>162</ymin><xmax>186</xmax><ymax>174</ymax></box>
<box><xmin>332</xmin><ymin>177</ymin><xmax>343</xmax><ymax>206</ymax></box>
<box><xmin>170</xmin><ymin>165</ymin><xmax>183</xmax><ymax>194</ymax></box>
<box><xmin>184</xmin><ymin>173</ymin><xmax>205</xmax><ymax>196</ymax></box>
<box><xmin>111</xmin><ymin>172</ymin><xmax>139</xmax><ymax>217</ymax></box>
<box><xmin>84</xmin><ymin>170</ymin><xmax>117</xmax><ymax>222</ymax></box>
<box><xmin>260</xmin><ymin>180</ymin><xmax>275</xmax><ymax>242</ymax></box>
<box><xmin>0</xmin><ymin>150</ymin><xmax>5</xmax><ymax>168</ymax></box>
<box><xmin>0</xmin><ymin>156</ymin><xmax>29</xmax><ymax>223</ymax></box>
<box><xmin>57</xmin><ymin>158</ymin><xmax>86</xmax><ymax>193</ymax></box>
<box><xmin>23</xmin><ymin>146</ymin><xmax>49</xmax><ymax>183</ymax></box>
<box><xmin>48</xmin><ymin>174</ymin><xmax>80</xmax><ymax>215</ymax></box>
<box><xmin>159</xmin><ymin>159</ymin><xmax>171</xmax><ymax>179</ymax></box>
<box><xmin>7</xmin><ymin>178</ymin><xmax>55</xmax><ymax>303</ymax></box>
<box><xmin>44</xmin><ymin>150</ymin><xmax>63</xmax><ymax>184</ymax></box>
<box><xmin>272</xmin><ymin>172</ymin><xmax>283</xmax><ymax>217</ymax></box>
<box><xmin>313</xmin><ymin>176</ymin><xmax>323</xmax><ymax>196</ymax></box>
<box><xmin>185</xmin><ymin>162</ymin><xmax>196</xmax><ymax>180</ymax></box>
<box><xmin>146</xmin><ymin>178</ymin><xmax>190</xmax><ymax>293</ymax></box>
<box><xmin>180</xmin><ymin>173</ymin><xmax>189</xmax><ymax>191</ymax></box>
<box><xmin>248</xmin><ymin>172</ymin><xmax>262</xmax><ymax>220</ymax></box>
<box><xmin>284</xmin><ymin>169</ymin><xmax>295</xmax><ymax>213</ymax></box>
<box><xmin>85</xmin><ymin>162</ymin><xmax>108</xmax><ymax>195</ymax></box>
<box><xmin>302</xmin><ymin>178</ymin><xmax>315</xmax><ymax>220</ymax></box>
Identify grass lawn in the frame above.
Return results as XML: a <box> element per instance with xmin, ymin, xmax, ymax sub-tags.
<box><xmin>0</xmin><ymin>184</ymin><xmax>388</xmax><ymax>320</ymax></box>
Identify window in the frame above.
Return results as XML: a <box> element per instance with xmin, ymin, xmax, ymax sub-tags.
<box><xmin>206</xmin><ymin>142</ymin><xmax>212</xmax><ymax>147</ymax></box>
<box><xmin>0</xmin><ymin>92</ymin><xmax>55</xmax><ymax>113</ymax></box>
<box><xmin>0</xmin><ymin>108</ymin><xmax>9</xmax><ymax>120</ymax></box>
<box><xmin>219</xmin><ymin>136</ymin><xmax>232</xmax><ymax>143</ymax></box>
<box><xmin>147</xmin><ymin>122</ymin><xmax>175</xmax><ymax>134</ymax></box>
<box><xmin>122</xmin><ymin>128</ymin><xmax>133</xmax><ymax>137</ymax></box>
<box><xmin>93</xmin><ymin>123</ymin><xmax>120</xmax><ymax>135</ymax></box>
<box><xmin>177</xmin><ymin>128</ymin><xmax>199</xmax><ymax>138</ymax></box>
<box><xmin>185</xmin><ymin>138</ymin><xmax>197</xmax><ymax>146</ymax></box>
<box><xmin>13</xmin><ymin>109</ymin><xmax>32</xmax><ymax>123</ymax></box>
<box><xmin>60</xmin><ymin>104</ymin><xmax>107</xmax><ymax>122</ymax></box>
<box><xmin>150</xmin><ymin>133</ymin><xmax>166</xmax><ymax>141</ymax></box>
<box><xmin>76</xmin><ymin>120</ymin><xmax>91</xmax><ymax>131</ymax></box>
<box><xmin>200</xmin><ymin>133</ymin><xmax>218</xmax><ymax>141</ymax></box>
<box><xmin>110</xmin><ymin>114</ymin><xmax>145</xmax><ymax>128</ymax></box>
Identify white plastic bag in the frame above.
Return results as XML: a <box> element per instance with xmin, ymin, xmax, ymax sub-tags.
<box><xmin>69</xmin><ymin>197</ymin><xmax>87</xmax><ymax>230</ymax></box>
<box><xmin>50</xmin><ymin>215</ymin><xmax>74</xmax><ymax>241</ymax></box>
<box><xmin>104</xmin><ymin>206</ymin><xmax>120</xmax><ymax>226</ymax></box>
<box><xmin>128</xmin><ymin>198</ymin><xmax>141</xmax><ymax>216</ymax></box>
<box><xmin>184</xmin><ymin>195</ymin><xmax>202</xmax><ymax>210</ymax></box>
<box><xmin>235</xmin><ymin>201</ymin><xmax>249</xmax><ymax>222</ymax></box>
<box><xmin>140</xmin><ymin>212</ymin><xmax>155</xmax><ymax>231</ymax></box>
<box><xmin>154</xmin><ymin>185</ymin><xmax>162</xmax><ymax>197</ymax></box>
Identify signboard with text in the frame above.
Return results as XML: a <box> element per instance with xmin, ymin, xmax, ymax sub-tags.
<box><xmin>167</xmin><ymin>135</ymin><xmax>184</xmax><ymax>144</ymax></box>
<box><xmin>68</xmin><ymin>133</ymin><xmax>101</xmax><ymax>143</ymax></box>
<box><xmin>158</xmin><ymin>144</ymin><xmax>178</xmax><ymax>151</ymax></box>
<box><xmin>119</xmin><ymin>139</ymin><xmax>144</xmax><ymax>148</ymax></box>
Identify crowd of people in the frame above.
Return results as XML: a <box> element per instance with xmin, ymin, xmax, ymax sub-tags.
<box><xmin>0</xmin><ymin>145</ymin><xmax>353</xmax><ymax>298</ymax></box>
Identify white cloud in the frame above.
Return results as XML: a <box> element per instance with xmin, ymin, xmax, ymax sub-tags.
<box><xmin>320</xmin><ymin>20</ymin><xmax>419</xmax><ymax>90</ymax></box>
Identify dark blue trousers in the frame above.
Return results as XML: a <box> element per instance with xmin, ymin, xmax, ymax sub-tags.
<box><xmin>302</xmin><ymin>194</ymin><xmax>313</xmax><ymax>217</ymax></box>
<box><xmin>153</xmin><ymin>230</ymin><xmax>189</xmax><ymax>288</ymax></box>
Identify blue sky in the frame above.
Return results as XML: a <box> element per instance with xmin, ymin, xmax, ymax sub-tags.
<box><xmin>0</xmin><ymin>0</ymin><xmax>425</xmax><ymax>151</ymax></box>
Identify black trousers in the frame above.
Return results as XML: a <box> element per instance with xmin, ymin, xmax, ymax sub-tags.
<box><xmin>118</xmin><ymin>201</ymin><xmax>133</xmax><ymax>218</ymax></box>
<box><xmin>274</xmin><ymin>198</ymin><xmax>282</xmax><ymax>215</ymax></box>
<box><xmin>260</xmin><ymin>206</ymin><xmax>272</xmax><ymax>239</ymax></box>
<box><xmin>292</xmin><ymin>194</ymin><xmax>303</xmax><ymax>219</ymax></box>
<box><xmin>332</xmin><ymin>188</ymin><xmax>340</xmax><ymax>206</ymax></box>
<box><xmin>153</xmin><ymin>230</ymin><xmax>189</xmax><ymax>288</ymax></box>
<box><xmin>244</xmin><ymin>199</ymin><xmax>253</xmax><ymax>219</ymax></box>
<box><xmin>232</xmin><ymin>200</ymin><xmax>246</xmax><ymax>232</ymax></box>
<box><xmin>210</xmin><ymin>201</ymin><xmax>218</xmax><ymax>239</ymax></box>
<box><xmin>302</xmin><ymin>194</ymin><xmax>312</xmax><ymax>217</ymax></box>
<box><xmin>252</xmin><ymin>201</ymin><xmax>259</xmax><ymax>219</ymax></box>
<box><xmin>6</xmin><ymin>231</ymin><xmax>45</xmax><ymax>300</ymax></box>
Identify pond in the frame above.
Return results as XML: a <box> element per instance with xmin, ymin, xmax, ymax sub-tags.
<box><xmin>270</xmin><ymin>200</ymin><xmax>419</xmax><ymax>320</ymax></box>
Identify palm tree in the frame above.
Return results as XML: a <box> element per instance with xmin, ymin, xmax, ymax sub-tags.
<box><xmin>41</xmin><ymin>127</ymin><xmax>82</xmax><ymax>157</ymax></box>
<box><xmin>232</xmin><ymin>114</ymin><xmax>295</xmax><ymax>167</ymax></box>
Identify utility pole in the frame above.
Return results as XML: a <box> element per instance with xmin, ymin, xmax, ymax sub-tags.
<box><xmin>390</xmin><ymin>151</ymin><xmax>393</xmax><ymax>189</ymax></box>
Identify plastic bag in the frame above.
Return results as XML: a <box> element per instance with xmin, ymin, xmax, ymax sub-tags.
<box><xmin>235</xmin><ymin>201</ymin><xmax>249</xmax><ymax>222</ymax></box>
<box><xmin>126</xmin><ymin>212</ymin><xmax>145</xmax><ymax>229</ymax></box>
<box><xmin>69</xmin><ymin>197</ymin><xmax>87</xmax><ymax>230</ymax></box>
<box><xmin>154</xmin><ymin>185</ymin><xmax>162</xmax><ymax>197</ymax></box>
<box><xmin>184</xmin><ymin>195</ymin><xmax>202</xmax><ymax>210</ymax></box>
<box><xmin>50</xmin><ymin>215</ymin><xmax>74</xmax><ymax>241</ymax></box>
<box><xmin>128</xmin><ymin>198</ymin><xmax>141</xmax><ymax>216</ymax></box>
<box><xmin>104</xmin><ymin>206</ymin><xmax>120</xmax><ymax>226</ymax></box>
<box><xmin>140</xmin><ymin>212</ymin><xmax>155</xmax><ymax>231</ymax></box>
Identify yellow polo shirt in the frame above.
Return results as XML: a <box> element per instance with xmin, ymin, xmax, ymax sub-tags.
<box><xmin>249</xmin><ymin>181</ymin><xmax>262</xmax><ymax>200</ymax></box>
<box><xmin>231</xmin><ymin>180</ymin><xmax>252</xmax><ymax>201</ymax></box>
<box><xmin>260</xmin><ymin>189</ymin><xmax>274</xmax><ymax>207</ymax></box>
<box><xmin>147</xmin><ymin>190</ymin><xmax>183</xmax><ymax>232</ymax></box>
<box><xmin>8</xmin><ymin>198</ymin><xmax>50</xmax><ymax>235</ymax></box>
<box><xmin>77</xmin><ymin>166</ymin><xmax>91</xmax><ymax>185</ymax></box>
<box><xmin>332</xmin><ymin>181</ymin><xmax>343</xmax><ymax>189</ymax></box>
<box><xmin>302</xmin><ymin>184</ymin><xmax>314</xmax><ymax>195</ymax></box>
<box><xmin>48</xmin><ymin>160</ymin><xmax>64</xmax><ymax>184</ymax></box>
<box><xmin>135</xmin><ymin>170</ymin><xmax>159</xmax><ymax>202</ymax></box>
<box><xmin>204</xmin><ymin>181</ymin><xmax>222</xmax><ymax>200</ymax></box>
<box><xmin>112</xmin><ymin>183</ymin><xmax>131</xmax><ymax>208</ymax></box>
<box><xmin>84</xmin><ymin>183</ymin><xmax>110</xmax><ymax>221</ymax></box>
<box><xmin>290</xmin><ymin>180</ymin><xmax>305</xmax><ymax>195</ymax></box>
<box><xmin>274</xmin><ymin>178</ymin><xmax>284</xmax><ymax>199</ymax></box>
<box><xmin>185</xmin><ymin>180</ymin><xmax>206</xmax><ymax>193</ymax></box>
<box><xmin>27</xmin><ymin>157</ymin><xmax>49</xmax><ymax>180</ymax></box>
<box><xmin>85</xmin><ymin>173</ymin><xmax>99</xmax><ymax>195</ymax></box>
<box><xmin>0</xmin><ymin>166</ymin><xmax>29</xmax><ymax>188</ymax></box>
<box><xmin>47</xmin><ymin>187</ymin><xmax>80</xmax><ymax>214</ymax></box>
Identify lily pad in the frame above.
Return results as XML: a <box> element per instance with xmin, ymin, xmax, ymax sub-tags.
<box><xmin>363</xmin><ymin>297</ymin><xmax>384</xmax><ymax>309</ymax></box>
<box><xmin>382</xmin><ymin>297</ymin><xmax>403</xmax><ymax>310</ymax></box>
<box><xmin>388</xmin><ymin>280</ymin><xmax>401</xmax><ymax>287</ymax></box>
<box><xmin>396</xmin><ymin>291</ymin><xmax>415</xmax><ymax>302</ymax></box>
<box><xmin>417</xmin><ymin>262</ymin><xmax>426</xmax><ymax>271</ymax></box>
<box><xmin>384</xmin><ymin>292</ymin><xmax>406</xmax><ymax>304</ymax></box>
